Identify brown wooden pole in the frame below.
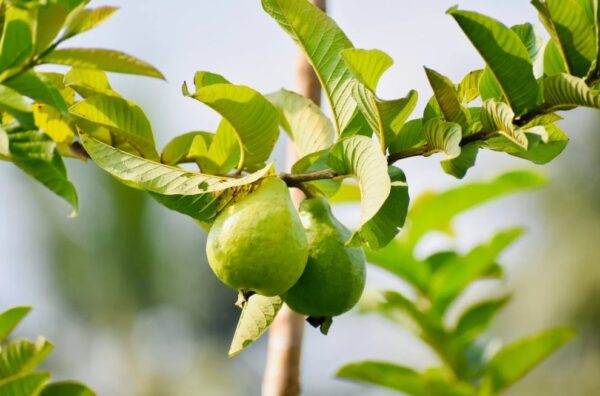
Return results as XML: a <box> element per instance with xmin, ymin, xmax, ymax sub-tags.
<box><xmin>261</xmin><ymin>1</ymin><xmax>326</xmax><ymax>395</ymax></box>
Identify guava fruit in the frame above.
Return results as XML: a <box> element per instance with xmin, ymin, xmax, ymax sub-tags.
<box><xmin>206</xmin><ymin>177</ymin><xmax>308</xmax><ymax>296</ymax></box>
<box><xmin>283</xmin><ymin>197</ymin><xmax>366</xmax><ymax>318</ymax></box>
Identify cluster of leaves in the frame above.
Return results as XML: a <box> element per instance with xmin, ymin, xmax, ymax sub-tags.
<box><xmin>0</xmin><ymin>306</ymin><xmax>95</xmax><ymax>395</ymax></box>
<box><xmin>1</xmin><ymin>0</ymin><xmax>597</xmax><ymax>357</ymax></box>
<box><xmin>336</xmin><ymin>171</ymin><xmax>575</xmax><ymax>395</ymax></box>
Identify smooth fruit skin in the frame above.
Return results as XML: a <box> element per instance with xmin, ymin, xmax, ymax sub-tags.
<box><xmin>284</xmin><ymin>197</ymin><xmax>366</xmax><ymax>317</ymax></box>
<box><xmin>206</xmin><ymin>177</ymin><xmax>308</xmax><ymax>296</ymax></box>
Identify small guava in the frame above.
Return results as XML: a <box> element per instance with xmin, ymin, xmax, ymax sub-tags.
<box><xmin>206</xmin><ymin>177</ymin><xmax>308</xmax><ymax>296</ymax></box>
<box><xmin>283</xmin><ymin>197</ymin><xmax>366</xmax><ymax>318</ymax></box>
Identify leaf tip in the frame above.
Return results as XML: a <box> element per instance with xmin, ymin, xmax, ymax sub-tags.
<box><xmin>446</xmin><ymin>5</ymin><xmax>459</xmax><ymax>15</ymax></box>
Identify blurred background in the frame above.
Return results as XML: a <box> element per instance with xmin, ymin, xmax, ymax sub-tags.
<box><xmin>1</xmin><ymin>0</ymin><xmax>599</xmax><ymax>395</ymax></box>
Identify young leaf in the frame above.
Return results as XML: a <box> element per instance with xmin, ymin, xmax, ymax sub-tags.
<box><xmin>267</xmin><ymin>89</ymin><xmax>335</xmax><ymax>157</ymax></box>
<box><xmin>41</xmin><ymin>381</ymin><xmax>96</xmax><ymax>396</ymax></box>
<box><xmin>43</xmin><ymin>48</ymin><xmax>165</xmax><ymax>80</ymax></box>
<box><xmin>350</xmin><ymin>166</ymin><xmax>409</xmax><ymax>249</ymax></box>
<box><xmin>69</xmin><ymin>94</ymin><xmax>159</xmax><ymax>161</ymax></box>
<box><xmin>187</xmin><ymin>82</ymin><xmax>279</xmax><ymax>171</ymax></box>
<box><xmin>8</xmin><ymin>130</ymin><xmax>78</xmax><ymax>216</ymax></box>
<box><xmin>533</xmin><ymin>0</ymin><xmax>596</xmax><ymax>77</ymax></box>
<box><xmin>262</xmin><ymin>0</ymin><xmax>364</xmax><ymax>134</ymax></box>
<box><xmin>337</xmin><ymin>361</ymin><xmax>422</xmax><ymax>395</ymax></box>
<box><xmin>424</xmin><ymin>67</ymin><xmax>469</xmax><ymax>128</ymax></box>
<box><xmin>228</xmin><ymin>294</ymin><xmax>282</xmax><ymax>357</ymax></box>
<box><xmin>62</xmin><ymin>6</ymin><xmax>118</xmax><ymax>39</ymax></box>
<box><xmin>0</xmin><ymin>372</ymin><xmax>51</xmax><ymax>395</ymax></box>
<box><xmin>543</xmin><ymin>73</ymin><xmax>600</xmax><ymax>108</ymax></box>
<box><xmin>0</xmin><ymin>306</ymin><xmax>31</xmax><ymax>342</ymax></box>
<box><xmin>327</xmin><ymin>136</ymin><xmax>391</xmax><ymax>242</ymax></box>
<box><xmin>481</xmin><ymin>99</ymin><xmax>527</xmax><ymax>149</ymax></box>
<box><xmin>448</xmin><ymin>7</ymin><xmax>539</xmax><ymax>114</ymax></box>
<box><xmin>0</xmin><ymin>6</ymin><xmax>34</xmax><ymax>71</ymax></box>
<box><xmin>485</xmin><ymin>328</ymin><xmax>575</xmax><ymax>392</ymax></box>
<box><xmin>457</xmin><ymin>69</ymin><xmax>483</xmax><ymax>104</ymax></box>
<box><xmin>4</xmin><ymin>71</ymin><xmax>68</xmax><ymax>113</ymax></box>
<box><xmin>341</xmin><ymin>48</ymin><xmax>418</xmax><ymax>150</ymax></box>
<box><xmin>422</xmin><ymin>118</ymin><xmax>462</xmax><ymax>160</ymax></box>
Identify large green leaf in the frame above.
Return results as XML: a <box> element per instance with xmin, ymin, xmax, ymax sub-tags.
<box><xmin>0</xmin><ymin>338</ymin><xmax>53</xmax><ymax>379</ymax></box>
<box><xmin>43</xmin><ymin>48</ymin><xmax>164</xmax><ymax>79</ymax></box>
<box><xmin>349</xmin><ymin>166</ymin><xmax>409</xmax><ymax>249</ymax></box>
<box><xmin>41</xmin><ymin>381</ymin><xmax>96</xmax><ymax>396</ymax></box>
<box><xmin>448</xmin><ymin>7</ymin><xmax>539</xmax><ymax>114</ymax></box>
<box><xmin>81</xmin><ymin>136</ymin><xmax>272</xmax><ymax>221</ymax></box>
<box><xmin>0</xmin><ymin>372</ymin><xmax>51</xmax><ymax>396</ymax></box>
<box><xmin>424</xmin><ymin>67</ymin><xmax>469</xmax><ymax>128</ymax></box>
<box><xmin>4</xmin><ymin>71</ymin><xmax>68</xmax><ymax>113</ymax></box>
<box><xmin>484</xmin><ymin>328</ymin><xmax>575</xmax><ymax>392</ymax></box>
<box><xmin>337</xmin><ymin>361</ymin><xmax>423</xmax><ymax>395</ymax></box>
<box><xmin>342</xmin><ymin>48</ymin><xmax>418</xmax><ymax>150</ymax></box>
<box><xmin>69</xmin><ymin>94</ymin><xmax>159</xmax><ymax>160</ymax></box>
<box><xmin>327</xmin><ymin>136</ymin><xmax>391</xmax><ymax>242</ymax></box>
<box><xmin>0</xmin><ymin>6</ymin><xmax>34</xmax><ymax>72</ymax></box>
<box><xmin>481</xmin><ymin>99</ymin><xmax>527</xmax><ymax>148</ymax></box>
<box><xmin>62</xmin><ymin>6</ymin><xmax>118</xmax><ymax>39</ymax></box>
<box><xmin>228</xmin><ymin>294</ymin><xmax>282</xmax><ymax>357</ymax></box>
<box><xmin>8</xmin><ymin>130</ymin><xmax>78</xmax><ymax>215</ymax></box>
<box><xmin>0</xmin><ymin>306</ymin><xmax>31</xmax><ymax>343</ymax></box>
<box><xmin>187</xmin><ymin>81</ymin><xmax>279</xmax><ymax>171</ymax></box>
<box><xmin>533</xmin><ymin>0</ymin><xmax>596</xmax><ymax>77</ymax></box>
<box><xmin>262</xmin><ymin>0</ymin><xmax>363</xmax><ymax>134</ymax></box>
<box><xmin>267</xmin><ymin>89</ymin><xmax>335</xmax><ymax>157</ymax></box>
<box><xmin>543</xmin><ymin>73</ymin><xmax>600</xmax><ymax>108</ymax></box>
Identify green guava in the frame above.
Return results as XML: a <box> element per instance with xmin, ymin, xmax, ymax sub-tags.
<box><xmin>206</xmin><ymin>177</ymin><xmax>308</xmax><ymax>296</ymax></box>
<box><xmin>283</xmin><ymin>197</ymin><xmax>366</xmax><ymax>318</ymax></box>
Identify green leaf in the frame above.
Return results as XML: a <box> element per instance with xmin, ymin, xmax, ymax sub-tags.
<box><xmin>63</xmin><ymin>68</ymin><xmax>119</xmax><ymax>98</ymax></box>
<box><xmin>8</xmin><ymin>130</ymin><xmax>78</xmax><ymax>216</ymax></box>
<box><xmin>69</xmin><ymin>94</ymin><xmax>159</xmax><ymax>160</ymax></box>
<box><xmin>327</xmin><ymin>136</ymin><xmax>391</xmax><ymax>242</ymax></box>
<box><xmin>228</xmin><ymin>294</ymin><xmax>282</xmax><ymax>357</ymax></box>
<box><xmin>481</xmin><ymin>99</ymin><xmax>527</xmax><ymax>148</ymax></box>
<box><xmin>430</xmin><ymin>228</ymin><xmax>523</xmax><ymax>315</ymax></box>
<box><xmin>341</xmin><ymin>48</ymin><xmax>418</xmax><ymax>150</ymax></box>
<box><xmin>454</xmin><ymin>297</ymin><xmax>509</xmax><ymax>344</ymax></box>
<box><xmin>161</xmin><ymin>131</ymin><xmax>212</xmax><ymax>165</ymax></box>
<box><xmin>448</xmin><ymin>7</ymin><xmax>539</xmax><ymax>114</ymax></box>
<box><xmin>533</xmin><ymin>0</ymin><xmax>596</xmax><ymax>77</ymax></box>
<box><xmin>457</xmin><ymin>69</ymin><xmax>483</xmax><ymax>104</ymax></box>
<box><xmin>81</xmin><ymin>136</ymin><xmax>272</xmax><ymax>221</ymax></box>
<box><xmin>62</xmin><ymin>6</ymin><xmax>118</xmax><ymax>39</ymax></box>
<box><xmin>350</xmin><ymin>166</ymin><xmax>409</xmax><ymax>249</ymax></box>
<box><xmin>485</xmin><ymin>328</ymin><xmax>575</xmax><ymax>392</ymax></box>
<box><xmin>0</xmin><ymin>372</ymin><xmax>51</xmax><ymax>396</ymax></box>
<box><xmin>511</xmin><ymin>23</ymin><xmax>544</xmax><ymax>66</ymax></box>
<box><xmin>41</xmin><ymin>381</ymin><xmax>96</xmax><ymax>396</ymax></box>
<box><xmin>388</xmin><ymin>118</ymin><xmax>425</xmax><ymax>154</ymax></box>
<box><xmin>4</xmin><ymin>71</ymin><xmax>68</xmax><ymax>113</ymax></box>
<box><xmin>0</xmin><ymin>338</ymin><xmax>53</xmax><ymax>379</ymax></box>
<box><xmin>35</xmin><ymin>3</ymin><xmax>68</xmax><ymax>54</ymax></box>
<box><xmin>483</xmin><ymin>123</ymin><xmax>569</xmax><ymax>164</ymax></box>
<box><xmin>43</xmin><ymin>48</ymin><xmax>164</xmax><ymax>80</ymax></box>
<box><xmin>291</xmin><ymin>150</ymin><xmax>341</xmax><ymax>197</ymax></box>
<box><xmin>543</xmin><ymin>73</ymin><xmax>600</xmax><ymax>108</ymax></box>
<box><xmin>544</xmin><ymin>39</ymin><xmax>568</xmax><ymax>76</ymax></box>
<box><xmin>187</xmin><ymin>81</ymin><xmax>279</xmax><ymax>171</ymax></box>
<box><xmin>262</xmin><ymin>0</ymin><xmax>361</xmax><ymax>134</ymax></box>
<box><xmin>424</xmin><ymin>67</ymin><xmax>469</xmax><ymax>128</ymax></box>
<box><xmin>422</xmin><ymin>118</ymin><xmax>462</xmax><ymax>160</ymax></box>
<box><xmin>441</xmin><ymin>142</ymin><xmax>478</xmax><ymax>179</ymax></box>
<box><xmin>337</xmin><ymin>361</ymin><xmax>423</xmax><ymax>395</ymax></box>
<box><xmin>0</xmin><ymin>6</ymin><xmax>34</xmax><ymax>71</ymax></box>
<box><xmin>404</xmin><ymin>170</ymin><xmax>546</xmax><ymax>251</ymax></box>
<box><xmin>33</xmin><ymin>103</ymin><xmax>75</xmax><ymax>144</ymax></box>
<box><xmin>0</xmin><ymin>306</ymin><xmax>31</xmax><ymax>343</ymax></box>
<box><xmin>0</xmin><ymin>84</ymin><xmax>33</xmax><ymax>127</ymax></box>
<box><xmin>267</xmin><ymin>89</ymin><xmax>335</xmax><ymax>157</ymax></box>
<box><xmin>478</xmin><ymin>68</ymin><xmax>504</xmax><ymax>102</ymax></box>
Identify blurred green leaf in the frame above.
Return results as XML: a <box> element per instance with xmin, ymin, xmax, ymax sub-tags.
<box><xmin>0</xmin><ymin>306</ymin><xmax>31</xmax><ymax>342</ymax></box>
<box><xmin>484</xmin><ymin>328</ymin><xmax>575</xmax><ymax>392</ymax></box>
<box><xmin>0</xmin><ymin>372</ymin><xmax>51</xmax><ymax>396</ymax></box>
<box><xmin>267</xmin><ymin>89</ymin><xmax>335</xmax><ymax>158</ymax></box>
<box><xmin>448</xmin><ymin>7</ymin><xmax>539</xmax><ymax>114</ymax></box>
<box><xmin>70</xmin><ymin>94</ymin><xmax>159</xmax><ymax>160</ymax></box>
<box><xmin>41</xmin><ymin>381</ymin><xmax>96</xmax><ymax>396</ymax></box>
<box><xmin>454</xmin><ymin>297</ymin><xmax>510</xmax><ymax>344</ymax></box>
<box><xmin>365</xmin><ymin>240</ymin><xmax>428</xmax><ymax>291</ymax></box>
<box><xmin>0</xmin><ymin>6</ymin><xmax>34</xmax><ymax>71</ymax></box>
<box><xmin>0</xmin><ymin>338</ymin><xmax>53</xmax><ymax>379</ymax></box>
<box><xmin>62</xmin><ymin>6</ymin><xmax>118</xmax><ymax>39</ymax></box>
<box><xmin>43</xmin><ymin>48</ymin><xmax>165</xmax><ymax>79</ymax></box>
<box><xmin>229</xmin><ymin>294</ymin><xmax>282</xmax><ymax>357</ymax></box>
<box><xmin>337</xmin><ymin>361</ymin><xmax>423</xmax><ymax>395</ymax></box>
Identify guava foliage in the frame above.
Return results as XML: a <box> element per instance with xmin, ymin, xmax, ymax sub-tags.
<box><xmin>337</xmin><ymin>171</ymin><xmax>574</xmax><ymax>395</ymax></box>
<box><xmin>0</xmin><ymin>306</ymin><xmax>96</xmax><ymax>395</ymax></box>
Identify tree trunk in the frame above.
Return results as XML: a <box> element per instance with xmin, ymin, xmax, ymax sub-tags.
<box><xmin>261</xmin><ymin>1</ymin><xmax>326</xmax><ymax>395</ymax></box>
